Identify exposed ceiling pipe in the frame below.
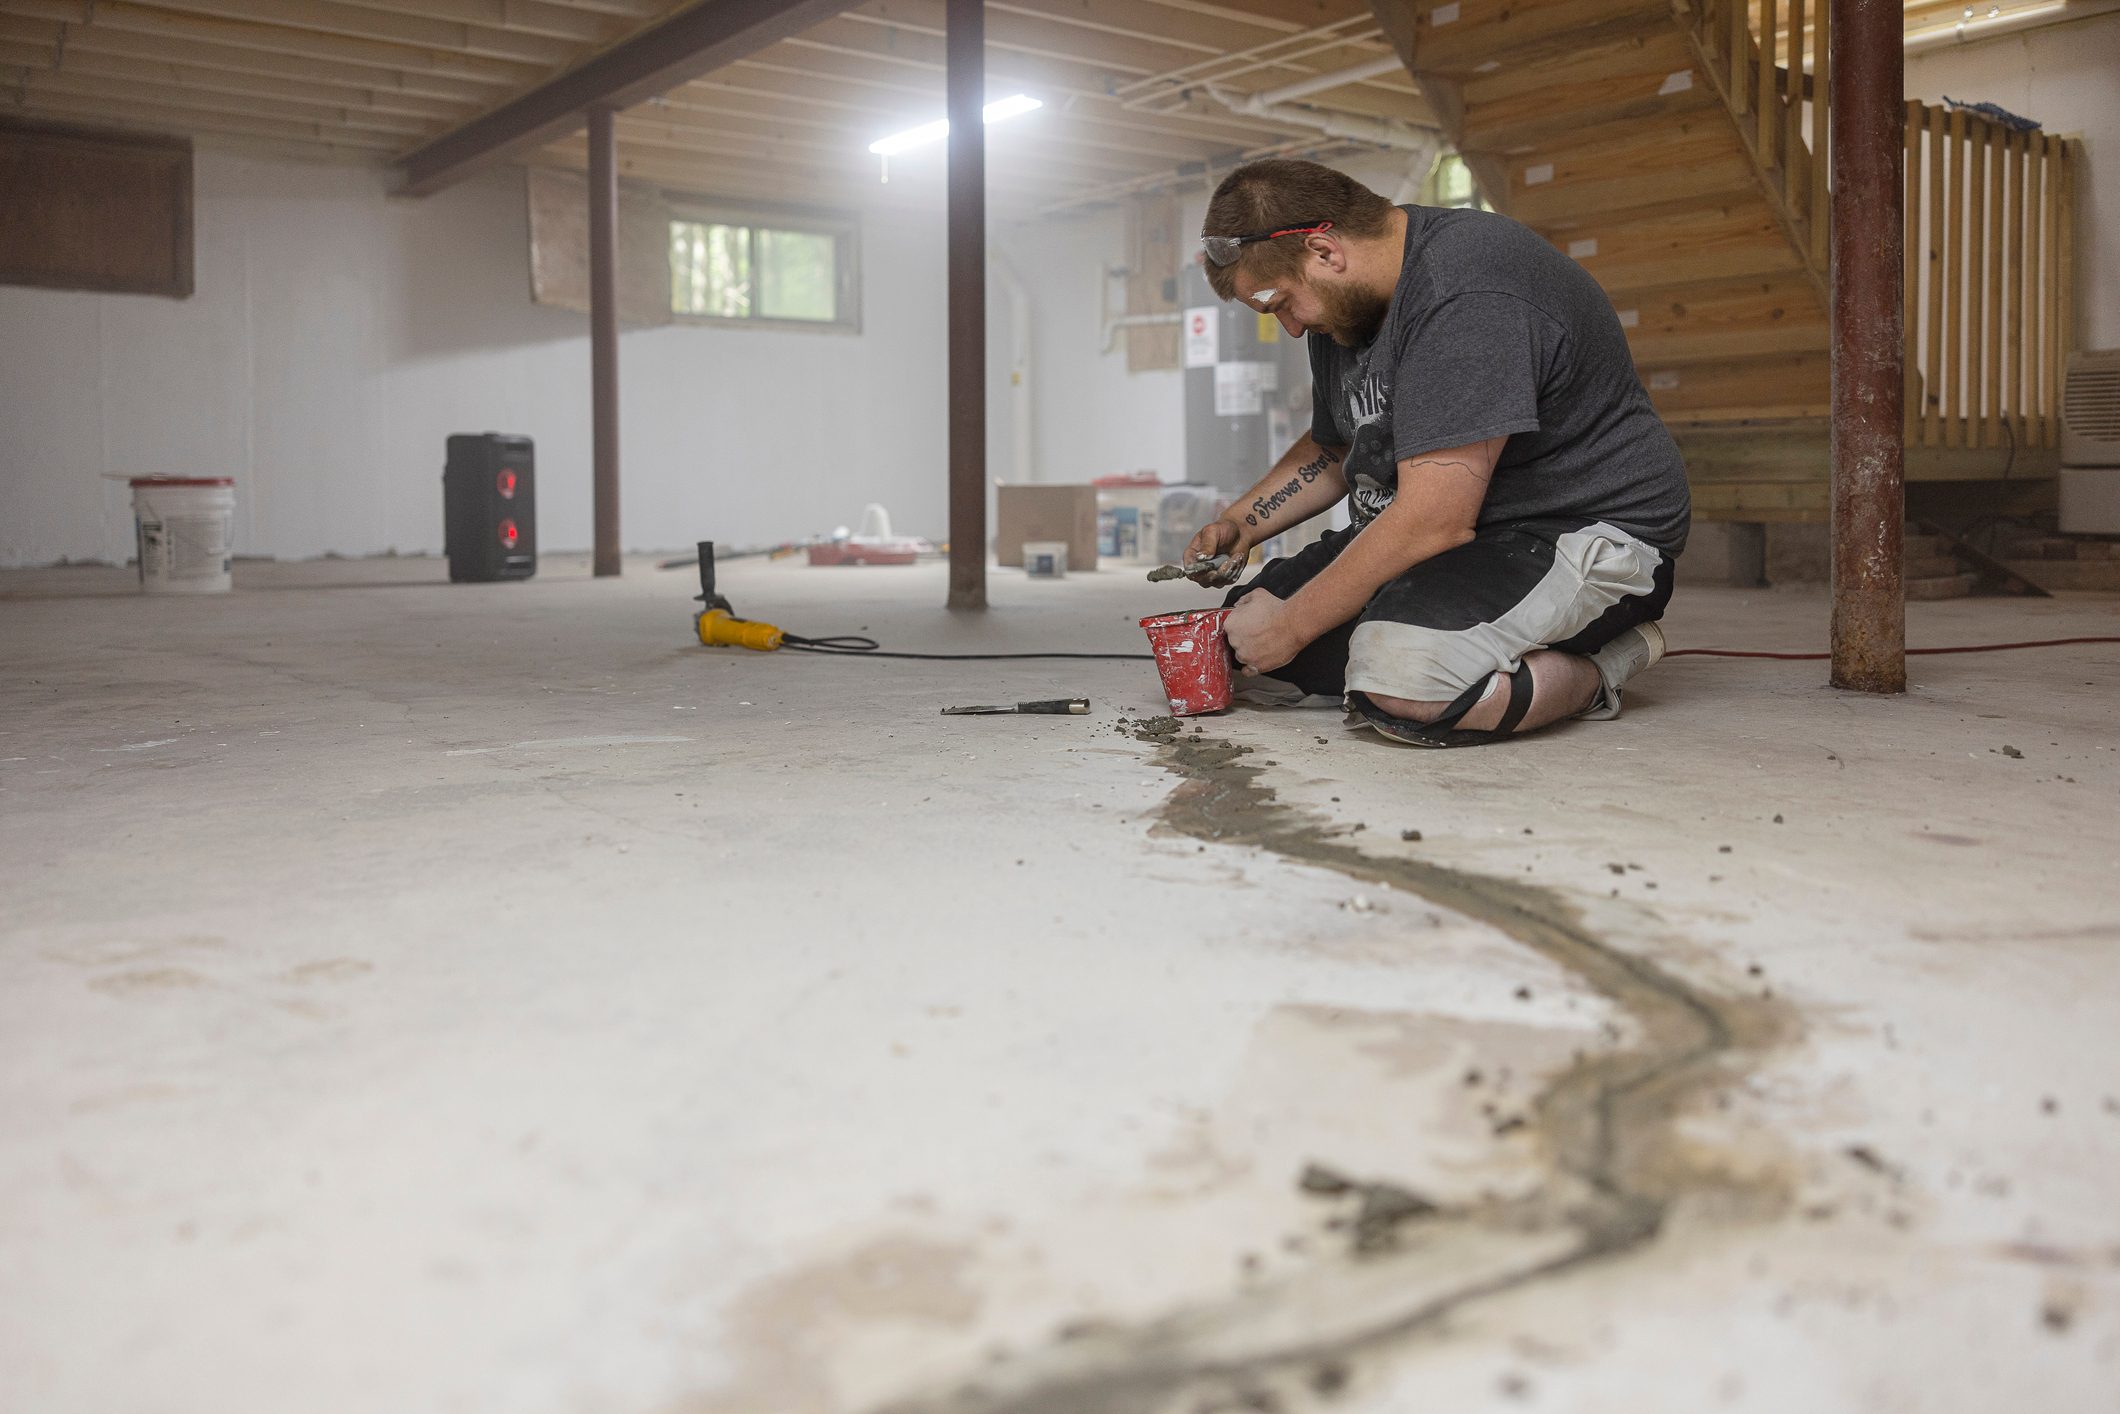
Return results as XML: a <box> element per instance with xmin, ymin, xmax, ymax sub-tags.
<box><xmin>1114</xmin><ymin>15</ymin><xmax>1380</xmax><ymax>102</ymax></box>
<box><xmin>1250</xmin><ymin>54</ymin><xmax>1409</xmax><ymax>108</ymax></box>
<box><xmin>1037</xmin><ymin>136</ymin><xmax>1374</xmax><ymax>217</ymax></box>
<box><xmin>1206</xmin><ymin>87</ymin><xmax>1439</xmax><ymax>152</ymax></box>
<box><xmin>1902</xmin><ymin>0</ymin><xmax>2120</xmax><ymax>50</ymax></box>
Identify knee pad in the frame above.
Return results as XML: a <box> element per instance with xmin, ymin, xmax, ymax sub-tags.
<box><xmin>1351</xmin><ymin>662</ymin><xmax>1537</xmax><ymax>748</ymax></box>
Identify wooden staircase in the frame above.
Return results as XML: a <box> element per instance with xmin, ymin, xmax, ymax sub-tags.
<box><xmin>1367</xmin><ymin>0</ymin><xmax>2079</xmax><ymax>526</ymax></box>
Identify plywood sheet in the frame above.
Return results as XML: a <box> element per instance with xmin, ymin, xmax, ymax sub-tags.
<box><xmin>1125</xmin><ymin>192</ymin><xmax>1181</xmax><ymax>374</ymax></box>
<box><xmin>0</xmin><ymin>119</ymin><xmax>191</xmax><ymax>298</ymax></box>
<box><xmin>526</xmin><ymin>166</ymin><xmax>673</xmax><ymax>329</ymax></box>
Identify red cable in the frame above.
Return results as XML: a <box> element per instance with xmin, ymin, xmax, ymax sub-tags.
<box><xmin>1668</xmin><ymin>635</ymin><xmax>2120</xmax><ymax>661</ymax></box>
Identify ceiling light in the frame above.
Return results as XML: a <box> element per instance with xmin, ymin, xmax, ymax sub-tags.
<box><xmin>867</xmin><ymin>94</ymin><xmax>1043</xmax><ymax>156</ymax></box>
<box><xmin>868</xmin><ymin>119</ymin><xmax>950</xmax><ymax>157</ymax></box>
<box><xmin>981</xmin><ymin>94</ymin><xmax>1043</xmax><ymax>124</ymax></box>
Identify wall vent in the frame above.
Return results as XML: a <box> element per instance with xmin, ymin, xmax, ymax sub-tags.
<box><xmin>2061</xmin><ymin>349</ymin><xmax>2120</xmax><ymax>468</ymax></box>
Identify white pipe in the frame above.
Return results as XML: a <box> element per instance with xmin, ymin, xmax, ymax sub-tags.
<box><xmin>1114</xmin><ymin>15</ymin><xmax>1379</xmax><ymax>101</ymax></box>
<box><xmin>1101</xmin><ymin>312</ymin><xmax>1183</xmax><ymax>355</ymax></box>
<box><xmin>1252</xmin><ymin>54</ymin><xmax>1407</xmax><ymax>108</ymax></box>
<box><xmin>992</xmin><ymin>249</ymin><xmax>1035</xmax><ymax>483</ymax></box>
<box><xmin>1903</xmin><ymin>0</ymin><xmax>2119</xmax><ymax>50</ymax></box>
<box><xmin>1207</xmin><ymin>88</ymin><xmax>1438</xmax><ymax>152</ymax></box>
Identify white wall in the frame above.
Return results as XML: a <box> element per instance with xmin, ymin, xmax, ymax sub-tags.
<box><xmin>0</xmin><ymin>142</ymin><xmax>1433</xmax><ymax>567</ymax></box>
<box><xmin>1906</xmin><ymin>10</ymin><xmax>2120</xmax><ymax>350</ymax></box>
<box><xmin>993</xmin><ymin>206</ymin><xmax>1186</xmax><ymax>488</ymax></box>
<box><xmin>986</xmin><ymin>148</ymin><xmax>1421</xmax><ymax>495</ymax></box>
<box><xmin>0</xmin><ymin>148</ymin><xmax>962</xmax><ymax>566</ymax></box>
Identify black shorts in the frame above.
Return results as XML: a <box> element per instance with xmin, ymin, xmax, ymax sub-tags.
<box><xmin>1223</xmin><ymin>516</ymin><xmax>1675</xmax><ymax>702</ymax></box>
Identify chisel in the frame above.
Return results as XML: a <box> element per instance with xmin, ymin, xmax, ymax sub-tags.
<box><xmin>940</xmin><ymin>699</ymin><xmax>1090</xmax><ymax>716</ymax></box>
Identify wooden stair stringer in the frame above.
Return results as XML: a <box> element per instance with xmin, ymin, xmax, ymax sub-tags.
<box><xmin>1666</xmin><ymin>0</ymin><xmax>1829</xmax><ymax>308</ymax></box>
<box><xmin>1366</xmin><ymin>0</ymin><xmax>1514</xmax><ymax>222</ymax></box>
<box><xmin>1369</xmin><ymin>0</ymin><xmax>1834</xmax><ymax>433</ymax></box>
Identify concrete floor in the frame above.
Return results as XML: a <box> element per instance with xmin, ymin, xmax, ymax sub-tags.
<box><xmin>3</xmin><ymin>552</ymin><xmax>2118</xmax><ymax>1414</ymax></box>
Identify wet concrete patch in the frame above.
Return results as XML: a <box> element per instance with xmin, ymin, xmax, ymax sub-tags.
<box><xmin>678</xmin><ymin>1235</ymin><xmax>983</xmax><ymax>1414</ymax></box>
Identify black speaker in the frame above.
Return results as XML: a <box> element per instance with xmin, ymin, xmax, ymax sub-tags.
<box><xmin>443</xmin><ymin>433</ymin><xmax>536</xmax><ymax>582</ymax></box>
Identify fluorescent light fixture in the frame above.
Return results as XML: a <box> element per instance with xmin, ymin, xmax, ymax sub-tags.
<box><xmin>869</xmin><ymin>119</ymin><xmax>950</xmax><ymax>156</ymax></box>
<box><xmin>867</xmin><ymin>94</ymin><xmax>1043</xmax><ymax>155</ymax></box>
<box><xmin>981</xmin><ymin>94</ymin><xmax>1042</xmax><ymax>124</ymax></box>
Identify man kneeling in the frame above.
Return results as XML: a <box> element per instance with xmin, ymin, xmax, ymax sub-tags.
<box><xmin>1189</xmin><ymin>159</ymin><xmax>1690</xmax><ymax>746</ymax></box>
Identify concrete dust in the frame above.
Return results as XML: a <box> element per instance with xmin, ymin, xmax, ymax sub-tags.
<box><xmin>880</xmin><ymin>730</ymin><xmax>1797</xmax><ymax>1414</ymax></box>
<box><xmin>1120</xmin><ymin>717</ymin><xmax>1186</xmax><ymax>746</ymax></box>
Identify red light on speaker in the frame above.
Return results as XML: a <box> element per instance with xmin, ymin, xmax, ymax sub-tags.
<box><xmin>496</xmin><ymin>469</ymin><xmax>517</xmax><ymax>499</ymax></box>
<box><xmin>498</xmin><ymin>519</ymin><xmax>519</xmax><ymax>549</ymax></box>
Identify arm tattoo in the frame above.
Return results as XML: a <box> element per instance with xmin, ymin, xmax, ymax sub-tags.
<box><xmin>1294</xmin><ymin>445</ymin><xmax>1343</xmax><ymax>485</ymax></box>
<box><xmin>1243</xmin><ymin>446</ymin><xmax>1345</xmax><ymax>528</ymax></box>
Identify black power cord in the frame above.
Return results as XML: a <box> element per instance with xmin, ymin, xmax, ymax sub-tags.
<box><xmin>781</xmin><ymin>633</ymin><xmax>1151</xmax><ymax>662</ymax></box>
<box><xmin>692</xmin><ymin>541</ymin><xmax>1154</xmax><ymax>660</ymax></box>
<box><xmin>694</xmin><ymin>541</ymin><xmax>2120</xmax><ymax>668</ymax></box>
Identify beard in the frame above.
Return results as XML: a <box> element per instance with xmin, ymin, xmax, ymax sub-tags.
<box><xmin>1311</xmin><ymin>279</ymin><xmax>1391</xmax><ymax>349</ymax></box>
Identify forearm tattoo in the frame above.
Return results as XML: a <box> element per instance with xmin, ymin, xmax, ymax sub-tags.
<box><xmin>1243</xmin><ymin>446</ymin><xmax>1344</xmax><ymax>528</ymax></box>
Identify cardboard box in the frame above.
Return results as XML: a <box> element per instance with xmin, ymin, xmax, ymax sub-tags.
<box><xmin>995</xmin><ymin>484</ymin><xmax>1099</xmax><ymax>570</ymax></box>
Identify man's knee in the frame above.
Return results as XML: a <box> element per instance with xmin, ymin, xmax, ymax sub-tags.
<box><xmin>1362</xmin><ymin>685</ymin><xmax>1487</xmax><ymax>725</ymax></box>
<box><xmin>1351</xmin><ymin>663</ymin><xmax>1534</xmax><ymax>746</ymax></box>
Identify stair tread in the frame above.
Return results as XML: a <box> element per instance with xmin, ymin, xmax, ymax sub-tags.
<box><xmin>1393</xmin><ymin>0</ymin><xmax>1836</xmax><ymax>427</ymax></box>
<box><xmin>1521</xmin><ymin>173</ymin><xmax>1765</xmax><ymax>233</ymax></box>
<box><xmin>1414</xmin><ymin>0</ymin><xmax>1670</xmax><ymax>76</ymax></box>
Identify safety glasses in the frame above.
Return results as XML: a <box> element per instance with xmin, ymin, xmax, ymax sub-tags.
<box><xmin>1199</xmin><ymin>220</ymin><xmax>1334</xmax><ymax>267</ymax></box>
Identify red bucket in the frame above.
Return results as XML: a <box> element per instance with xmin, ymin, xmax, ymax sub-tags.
<box><xmin>1139</xmin><ymin>607</ymin><xmax>1235</xmax><ymax>717</ymax></box>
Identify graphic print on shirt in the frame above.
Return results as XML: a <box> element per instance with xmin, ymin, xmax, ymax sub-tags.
<box><xmin>1338</xmin><ymin>346</ymin><xmax>1397</xmax><ymax>527</ymax></box>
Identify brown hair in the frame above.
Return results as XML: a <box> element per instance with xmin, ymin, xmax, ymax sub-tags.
<box><xmin>1201</xmin><ymin>159</ymin><xmax>1398</xmax><ymax>300</ymax></box>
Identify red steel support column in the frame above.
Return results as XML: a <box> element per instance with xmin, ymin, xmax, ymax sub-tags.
<box><xmin>589</xmin><ymin>106</ymin><xmax>621</xmax><ymax>579</ymax></box>
<box><xmin>1828</xmin><ymin>0</ymin><xmax>1905</xmax><ymax>691</ymax></box>
<box><xmin>945</xmin><ymin>0</ymin><xmax>987</xmax><ymax>610</ymax></box>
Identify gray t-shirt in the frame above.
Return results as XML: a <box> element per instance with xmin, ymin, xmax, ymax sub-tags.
<box><xmin>1310</xmin><ymin>205</ymin><xmax>1691</xmax><ymax>555</ymax></box>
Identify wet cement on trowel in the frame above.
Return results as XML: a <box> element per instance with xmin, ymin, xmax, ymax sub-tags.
<box><xmin>883</xmin><ymin>728</ymin><xmax>1795</xmax><ymax>1414</ymax></box>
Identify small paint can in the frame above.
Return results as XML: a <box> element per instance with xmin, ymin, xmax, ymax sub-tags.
<box><xmin>1023</xmin><ymin>541</ymin><xmax>1069</xmax><ymax>578</ymax></box>
<box><xmin>1138</xmin><ymin>607</ymin><xmax>1234</xmax><ymax>716</ymax></box>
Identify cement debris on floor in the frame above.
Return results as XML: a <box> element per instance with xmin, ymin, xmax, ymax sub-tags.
<box><xmin>2</xmin><ymin>554</ymin><xmax>2117</xmax><ymax>1413</ymax></box>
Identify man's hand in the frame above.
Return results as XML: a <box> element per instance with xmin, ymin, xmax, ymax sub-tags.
<box><xmin>1183</xmin><ymin>518</ymin><xmax>1247</xmax><ymax>586</ymax></box>
<box><xmin>1224</xmin><ymin>589</ymin><xmax>1307</xmax><ymax>675</ymax></box>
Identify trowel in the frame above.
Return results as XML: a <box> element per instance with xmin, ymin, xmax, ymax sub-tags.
<box><xmin>1146</xmin><ymin>553</ymin><xmax>1234</xmax><ymax>585</ymax></box>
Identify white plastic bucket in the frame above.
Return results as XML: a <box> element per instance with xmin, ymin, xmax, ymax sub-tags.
<box><xmin>132</xmin><ymin>477</ymin><xmax>236</xmax><ymax>594</ymax></box>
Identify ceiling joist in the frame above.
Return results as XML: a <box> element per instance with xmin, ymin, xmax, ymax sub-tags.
<box><xmin>4</xmin><ymin>0</ymin><xmax>1446</xmax><ymax>217</ymax></box>
<box><xmin>397</xmin><ymin>0</ymin><xmax>869</xmax><ymax>195</ymax></box>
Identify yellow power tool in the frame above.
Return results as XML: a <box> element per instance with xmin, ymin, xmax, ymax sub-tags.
<box><xmin>696</xmin><ymin>607</ymin><xmax>783</xmax><ymax>652</ymax></box>
<box><xmin>690</xmin><ymin>542</ymin><xmax>785</xmax><ymax>650</ymax></box>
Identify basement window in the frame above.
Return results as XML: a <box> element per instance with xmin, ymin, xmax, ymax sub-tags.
<box><xmin>669</xmin><ymin>209</ymin><xmax>859</xmax><ymax>332</ymax></box>
<box><xmin>1420</xmin><ymin>153</ymin><xmax>1490</xmax><ymax>212</ymax></box>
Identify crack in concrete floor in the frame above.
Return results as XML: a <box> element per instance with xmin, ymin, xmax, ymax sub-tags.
<box><xmin>879</xmin><ymin>732</ymin><xmax>1798</xmax><ymax>1414</ymax></box>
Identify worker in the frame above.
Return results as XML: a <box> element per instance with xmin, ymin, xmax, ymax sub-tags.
<box><xmin>1185</xmin><ymin>158</ymin><xmax>1690</xmax><ymax>747</ymax></box>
